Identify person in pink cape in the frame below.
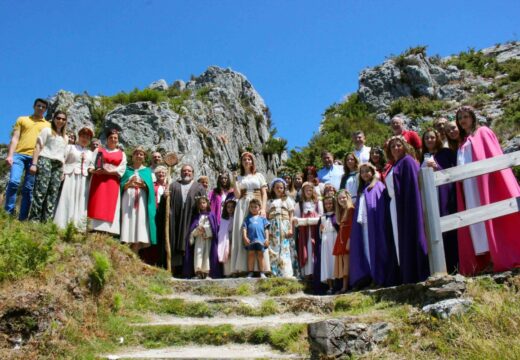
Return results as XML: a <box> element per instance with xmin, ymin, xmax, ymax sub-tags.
<box><xmin>455</xmin><ymin>105</ymin><xmax>520</xmax><ymax>275</ymax></box>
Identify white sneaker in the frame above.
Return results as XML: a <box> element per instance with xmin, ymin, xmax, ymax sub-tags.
<box><xmin>260</xmin><ymin>272</ymin><xmax>267</xmax><ymax>279</ymax></box>
<box><xmin>247</xmin><ymin>272</ymin><xmax>254</xmax><ymax>278</ymax></box>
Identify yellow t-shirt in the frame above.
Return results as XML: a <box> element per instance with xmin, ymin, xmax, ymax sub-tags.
<box><xmin>13</xmin><ymin>116</ymin><xmax>51</xmax><ymax>156</ymax></box>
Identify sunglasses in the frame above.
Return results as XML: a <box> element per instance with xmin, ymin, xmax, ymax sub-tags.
<box><xmin>35</xmin><ymin>104</ymin><xmax>47</xmax><ymax>109</ymax></box>
<box><xmin>55</xmin><ymin>116</ymin><xmax>67</xmax><ymax>121</ymax></box>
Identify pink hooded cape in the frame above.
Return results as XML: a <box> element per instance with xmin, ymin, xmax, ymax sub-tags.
<box><xmin>456</xmin><ymin>126</ymin><xmax>520</xmax><ymax>275</ymax></box>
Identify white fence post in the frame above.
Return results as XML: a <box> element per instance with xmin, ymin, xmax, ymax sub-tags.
<box><xmin>420</xmin><ymin>167</ymin><xmax>447</xmax><ymax>275</ymax></box>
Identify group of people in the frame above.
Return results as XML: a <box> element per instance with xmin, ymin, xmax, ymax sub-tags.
<box><xmin>4</xmin><ymin>99</ymin><xmax>520</xmax><ymax>294</ymax></box>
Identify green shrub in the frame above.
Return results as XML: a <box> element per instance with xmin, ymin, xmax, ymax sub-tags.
<box><xmin>389</xmin><ymin>96</ymin><xmax>449</xmax><ymax>119</ymax></box>
<box><xmin>492</xmin><ymin>97</ymin><xmax>520</xmax><ymax>141</ymax></box>
<box><xmin>393</xmin><ymin>45</ymin><xmax>428</xmax><ymax>68</ymax></box>
<box><xmin>446</xmin><ymin>48</ymin><xmax>501</xmax><ymax>77</ymax></box>
<box><xmin>62</xmin><ymin>222</ymin><xmax>78</xmax><ymax>243</ymax></box>
<box><xmin>89</xmin><ymin>251</ymin><xmax>112</xmax><ymax>294</ymax></box>
<box><xmin>195</xmin><ymin>86</ymin><xmax>212</xmax><ymax>101</ymax></box>
<box><xmin>284</xmin><ymin>93</ymin><xmax>390</xmax><ymax>172</ymax></box>
<box><xmin>0</xmin><ymin>216</ymin><xmax>58</xmax><ymax>282</ymax></box>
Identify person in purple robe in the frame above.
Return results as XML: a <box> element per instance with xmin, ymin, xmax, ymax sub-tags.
<box><xmin>349</xmin><ymin>163</ymin><xmax>399</xmax><ymax>288</ymax></box>
<box><xmin>184</xmin><ymin>195</ymin><xmax>221</xmax><ymax>279</ymax></box>
<box><xmin>209</xmin><ymin>172</ymin><xmax>234</xmax><ymax>225</ymax></box>
<box><xmin>385</xmin><ymin>136</ymin><xmax>430</xmax><ymax>284</ymax></box>
<box><xmin>421</xmin><ymin>129</ymin><xmax>458</xmax><ymax>273</ymax></box>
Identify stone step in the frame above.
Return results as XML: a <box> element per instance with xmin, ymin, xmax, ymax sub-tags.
<box><xmin>103</xmin><ymin>344</ymin><xmax>303</xmax><ymax>359</ymax></box>
<box><xmin>155</xmin><ymin>293</ymin><xmax>336</xmax><ymax>317</ymax></box>
<box><xmin>134</xmin><ymin>312</ymin><xmax>328</xmax><ymax>328</ymax></box>
<box><xmin>169</xmin><ymin>277</ymin><xmax>306</xmax><ymax>298</ymax></box>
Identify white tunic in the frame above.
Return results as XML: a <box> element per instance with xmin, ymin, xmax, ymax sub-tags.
<box><xmin>457</xmin><ymin>139</ymin><xmax>490</xmax><ymax>254</ymax></box>
<box><xmin>357</xmin><ymin>193</ymin><xmax>371</xmax><ymax>267</ymax></box>
<box><xmin>192</xmin><ymin>215</ymin><xmax>212</xmax><ymax>273</ymax></box>
<box><xmin>320</xmin><ymin>213</ymin><xmax>337</xmax><ymax>282</ymax></box>
<box><xmin>386</xmin><ymin>168</ymin><xmax>400</xmax><ymax>265</ymax></box>
<box><xmin>54</xmin><ymin>144</ymin><xmax>93</xmax><ymax>229</ymax></box>
<box><xmin>120</xmin><ymin>167</ymin><xmax>150</xmax><ymax>247</ymax></box>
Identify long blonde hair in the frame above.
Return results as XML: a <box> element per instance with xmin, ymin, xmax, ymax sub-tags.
<box><xmin>335</xmin><ymin>190</ymin><xmax>354</xmax><ymax>223</ymax></box>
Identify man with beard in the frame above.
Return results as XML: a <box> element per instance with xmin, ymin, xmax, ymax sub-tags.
<box><xmin>168</xmin><ymin>164</ymin><xmax>206</xmax><ymax>277</ymax></box>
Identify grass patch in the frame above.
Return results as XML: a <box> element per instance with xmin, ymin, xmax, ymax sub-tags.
<box><xmin>256</xmin><ymin>278</ymin><xmax>304</xmax><ymax>296</ymax></box>
<box><xmin>333</xmin><ymin>292</ymin><xmax>376</xmax><ymax>314</ymax></box>
<box><xmin>185</xmin><ymin>278</ymin><xmax>304</xmax><ymax>298</ymax></box>
<box><xmin>0</xmin><ymin>212</ymin><xmax>59</xmax><ymax>282</ymax></box>
<box><xmin>154</xmin><ymin>297</ymin><xmax>279</xmax><ymax>318</ymax></box>
<box><xmin>133</xmin><ymin>323</ymin><xmax>307</xmax><ymax>353</ymax></box>
<box><xmin>380</xmin><ymin>276</ymin><xmax>520</xmax><ymax>359</ymax></box>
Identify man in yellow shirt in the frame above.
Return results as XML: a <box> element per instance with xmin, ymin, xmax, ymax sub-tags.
<box><xmin>4</xmin><ymin>98</ymin><xmax>51</xmax><ymax>220</ymax></box>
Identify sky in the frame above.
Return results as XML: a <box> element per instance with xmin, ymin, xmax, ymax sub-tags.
<box><xmin>0</xmin><ymin>0</ymin><xmax>518</xmax><ymax>150</ymax></box>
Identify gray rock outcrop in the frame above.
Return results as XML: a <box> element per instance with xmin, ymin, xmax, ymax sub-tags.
<box><xmin>47</xmin><ymin>66</ymin><xmax>282</xmax><ymax>186</ymax></box>
<box><xmin>148</xmin><ymin>79</ymin><xmax>169</xmax><ymax>91</ymax></box>
<box><xmin>357</xmin><ymin>53</ymin><xmax>463</xmax><ymax>112</ymax></box>
<box><xmin>308</xmin><ymin>319</ymin><xmax>393</xmax><ymax>358</ymax></box>
<box><xmin>422</xmin><ymin>298</ymin><xmax>473</xmax><ymax>319</ymax></box>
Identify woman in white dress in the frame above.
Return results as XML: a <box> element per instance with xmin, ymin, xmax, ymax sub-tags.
<box><xmin>230</xmin><ymin>152</ymin><xmax>270</xmax><ymax>275</ymax></box>
<box><xmin>54</xmin><ymin>127</ymin><xmax>94</xmax><ymax>229</ymax></box>
<box><xmin>120</xmin><ymin>146</ymin><xmax>156</xmax><ymax>252</ymax></box>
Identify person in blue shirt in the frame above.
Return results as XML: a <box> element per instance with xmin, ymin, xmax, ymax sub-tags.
<box><xmin>317</xmin><ymin>150</ymin><xmax>344</xmax><ymax>190</ymax></box>
<box><xmin>242</xmin><ymin>198</ymin><xmax>270</xmax><ymax>278</ymax></box>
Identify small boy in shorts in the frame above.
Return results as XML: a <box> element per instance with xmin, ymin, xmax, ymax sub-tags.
<box><xmin>242</xmin><ymin>198</ymin><xmax>270</xmax><ymax>278</ymax></box>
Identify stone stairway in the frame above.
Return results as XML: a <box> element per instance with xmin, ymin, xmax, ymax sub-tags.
<box><xmin>102</xmin><ymin>277</ymin><xmax>335</xmax><ymax>359</ymax></box>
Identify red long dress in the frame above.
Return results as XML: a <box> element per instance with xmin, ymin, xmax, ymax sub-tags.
<box><xmin>87</xmin><ymin>148</ymin><xmax>123</xmax><ymax>222</ymax></box>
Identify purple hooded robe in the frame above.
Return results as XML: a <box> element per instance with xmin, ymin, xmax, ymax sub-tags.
<box><xmin>390</xmin><ymin>154</ymin><xmax>430</xmax><ymax>284</ymax></box>
<box><xmin>432</xmin><ymin>148</ymin><xmax>458</xmax><ymax>273</ymax></box>
<box><xmin>183</xmin><ymin>212</ymin><xmax>221</xmax><ymax>279</ymax></box>
<box><xmin>209</xmin><ymin>189</ymin><xmax>235</xmax><ymax>225</ymax></box>
<box><xmin>349</xmin><ymin>181</ymin><xmax>399</xmax><ymax>287</ymax></box>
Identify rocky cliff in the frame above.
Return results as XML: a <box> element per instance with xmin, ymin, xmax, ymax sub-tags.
<box><xmin>47</xmin><ymin>66</ymin><xmax>285</xmax><ymax>186</ymax></box>
<box><xmin>356</xmin><ymin>42</ymin><xmax>519</xmax><ymax>147</ymax></box>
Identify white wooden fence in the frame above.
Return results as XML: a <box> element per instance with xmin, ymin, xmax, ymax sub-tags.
<box><xmin>419</xmin><ymin>150</ymin><xmax>520</xmax><ymax>275</ymax></box>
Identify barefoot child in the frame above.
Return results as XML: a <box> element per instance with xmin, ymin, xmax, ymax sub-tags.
<box><xmin>242</xmin><ymin>198</ymin><xmax>270</xmax><ymax>278</ymax></box>
<box><xmin>189</xmin><ymin>196</ymin><xmax>219</xmax><ymax>279</ymax></box>
<box><xmin>319</xmin><ymin>196</ymin><xmax>338</xmax><ymax>294</ymax></box>
<box><xmin>333</xmin><ymin>190</ymin><xmax>355</xmax><ymax>293</ymax></box>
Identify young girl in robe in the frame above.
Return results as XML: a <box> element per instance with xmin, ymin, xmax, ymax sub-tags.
<box><xmin>293</xmin><ymin>182</ymin><xmax>323</xmax><ymax>280</ymax></box>
<box><xmin>189</xmin><ymin>196</ymin><xmax>219</xmax><ymax>279</ymax></box>
<box><xmin>333</xmin><ymin>190</ymin><xmax>355</xmax><ymax>293</ymax></box>
<box><xmin>267</xmin><ymin>178</ymin><xmax>295</xmax><ymax>278</ymax></box>
<box><xmin>218</xmin><ymin>199</ymin><xmax>236</xmax><ymax>277</ymax></box>
<box><xmin>349</xmin><ymin>163</ymin><xmax>398</xmax><ymax>289</ymax></box>
<box><xmin>318</xmin><ymin>196</ymin><xmax>337</xmax><ymax>294</ymax></box>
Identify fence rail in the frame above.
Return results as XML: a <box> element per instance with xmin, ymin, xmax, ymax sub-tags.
<box><xmin>420</xmin><ymin>150</ymin><xmax>520</xmax><ymax>275</ymax></box>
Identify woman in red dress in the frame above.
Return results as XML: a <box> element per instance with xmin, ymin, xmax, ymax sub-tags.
<box><xmin>87</xmin><ymin>128</ymin><xmax>127</xmax><ymax>234</ymax></box>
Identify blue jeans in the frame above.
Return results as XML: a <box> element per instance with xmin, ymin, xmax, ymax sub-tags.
<box><xmin>4</xmin><ymin>153</ymin><xmax>35</xmax><ymax>220</ymax></box>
